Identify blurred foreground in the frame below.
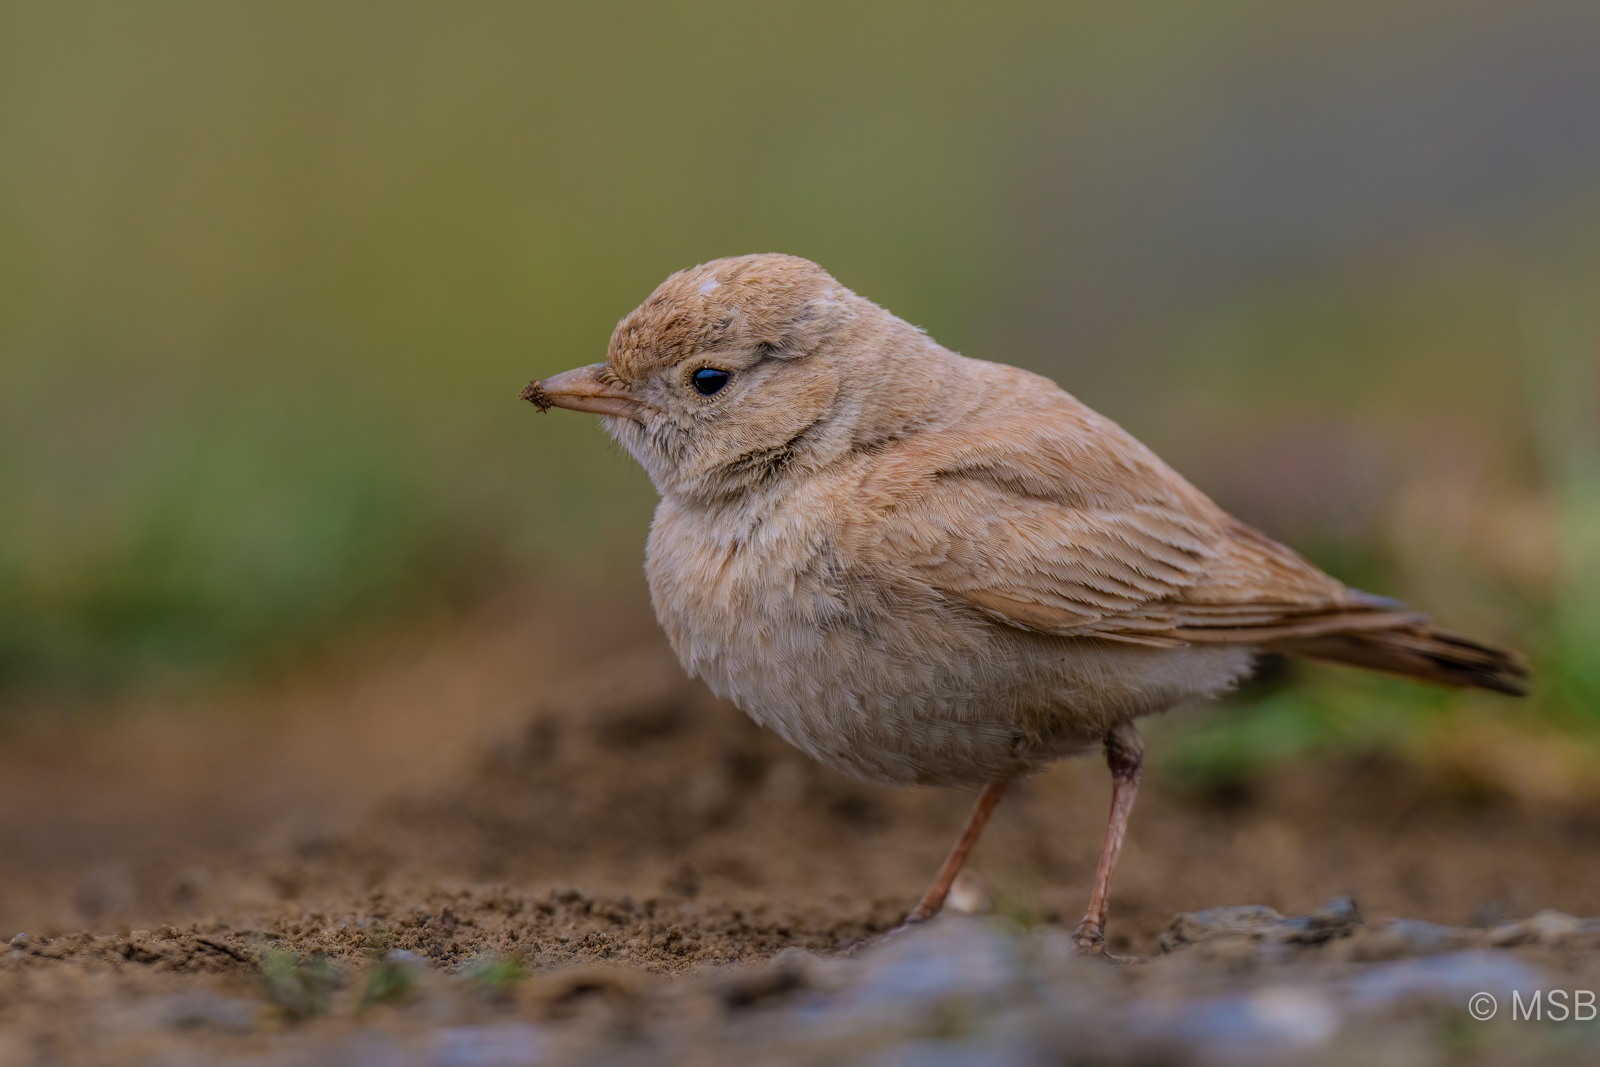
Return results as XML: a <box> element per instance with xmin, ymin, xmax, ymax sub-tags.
<box><xmin>4</xmin><ymin>598</ymin><xmax>1600</xmax><ymax>1063</ymax></box>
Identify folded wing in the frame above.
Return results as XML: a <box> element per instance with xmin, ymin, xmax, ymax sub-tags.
<box><xmin>856</xmin><ymin>386</ymin><xmax>1524</xmax><ymax>693</ymax></box>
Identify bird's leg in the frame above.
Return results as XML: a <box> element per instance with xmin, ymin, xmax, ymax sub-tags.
<box><xmin>904</xmin><ymin>780</ymin><xmax>1010</xmax><ymax>924</ymax></box>
<box><xmin>1072</xmin><ymin>724</ymin><xmax>1144</xmax><ymax>954</ymax></box>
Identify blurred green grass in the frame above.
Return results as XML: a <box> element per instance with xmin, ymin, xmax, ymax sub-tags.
<box><xmin>0</xmin><ymin>392</ymin><xmax>473</xmax><ymax>691</ymax></box>
<box><xmin>1147</xmin><ymin>258</ymin><xmax>1600</xmax><ymax>788</ymax></box>
<box><xmin>0</xmin><ymin>0</ymin><xmax>1596</xmax><ymax>787</ymax></box>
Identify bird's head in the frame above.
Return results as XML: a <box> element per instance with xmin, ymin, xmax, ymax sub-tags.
<box><xmin>525</xmin><ymin>254</ymin><xmax>951</xmax><ymax>504</ymax></box>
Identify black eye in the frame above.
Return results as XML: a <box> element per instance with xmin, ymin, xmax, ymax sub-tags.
<box><xmin>692</xmin><ymin>367</ymin><xmax>731</xmax><ymax>396</ymax></box>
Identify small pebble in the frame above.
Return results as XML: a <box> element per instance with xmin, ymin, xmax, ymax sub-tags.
<box><xmin>1526</xmin><ymin>909</ymin><xmax>1581</xmax><ymax>942</ymax></box>
<box><xmin>1160</xmin><ymin>897</ymin><xmax>1363</xmax><ymax>953</ymax></box>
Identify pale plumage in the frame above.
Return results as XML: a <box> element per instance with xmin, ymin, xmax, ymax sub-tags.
<box><xmin>525</xmin><ymin>253</ymin><xmax>1526</xmax><ymax>951</ymax></box>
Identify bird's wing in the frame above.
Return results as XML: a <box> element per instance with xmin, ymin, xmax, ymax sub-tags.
<box><xmin>856</xmin><ymin>395</ymin><xmax>1417</xmax><ymax>647</ymax></box>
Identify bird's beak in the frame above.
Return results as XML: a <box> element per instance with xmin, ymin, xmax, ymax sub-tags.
<box><xmin>521</xmin><ymin>363</ymin><xmax>644</xmax><ymax>419</ymax></box>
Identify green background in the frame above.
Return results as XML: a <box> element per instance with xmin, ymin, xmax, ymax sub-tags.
<box><xmin>2</xmin><ymin>1</ymin><xmax>1596</xmax><ymax>780</ymax></box>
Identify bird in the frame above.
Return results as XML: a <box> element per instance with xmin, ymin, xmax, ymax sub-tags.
<box><xmin>521</xmin><ymin>253</ymin><xmax>1527</xmax><ymax>953</ymax></box>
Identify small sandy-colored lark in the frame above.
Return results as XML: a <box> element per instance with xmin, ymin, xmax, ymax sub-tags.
<box><xmin>524</xmin><ymin>254</ymin><xmax>1526</xmax><ymax>952</ymax></box>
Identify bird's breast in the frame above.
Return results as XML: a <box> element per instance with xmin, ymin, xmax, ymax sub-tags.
<box><xmin>646</xmin><ymin>491</ymin><xmax>846</xmax><ymax>655</ymax></box>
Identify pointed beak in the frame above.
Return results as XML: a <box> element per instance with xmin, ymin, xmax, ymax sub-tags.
<box><xmin>521</xmin><ymin>364</ymin><xmax>645</xmax><ymax>419</ymax></box>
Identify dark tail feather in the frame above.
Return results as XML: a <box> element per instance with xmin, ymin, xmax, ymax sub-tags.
<box><xmin>1271</xmin><ymin>625</ymin><xmax>1530</xmax><ymax>697</ymax></box>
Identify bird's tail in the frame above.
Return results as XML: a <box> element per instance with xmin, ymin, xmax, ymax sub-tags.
<box><xmin>1271</xmin><ymin>624</ymin><xmax>1529</xmax><ymax>697</ymax></box>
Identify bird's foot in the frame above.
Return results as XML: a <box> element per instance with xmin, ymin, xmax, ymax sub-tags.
<box><xmin>836</xmin><ymin>912</ymin><xmax>930</xmax><ymax>956</ymax></box>
<box><xmin>1071</xmin><ymin>920</ymin><xmax>1105</xmax><ymax>957</ymax></box>
<box><xmin>1075</xmin><ymin>927</ymin><xmax>1139</xmax><ymax>966</ymax></box>
<box><xmin>1071</xmin><ymin>919</ymin><xmax>1136</xmax><ymax>962</ymax></box>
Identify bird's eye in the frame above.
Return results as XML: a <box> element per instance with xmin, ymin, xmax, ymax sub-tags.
<box><xmin>691</xmin><ymin>367</ymin><xmax>731</xmax><ymax>396</ymax></box>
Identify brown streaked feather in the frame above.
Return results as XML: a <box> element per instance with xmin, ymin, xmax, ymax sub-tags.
<box><xmin>865</xmin><ymin>385</ymin><xmax>1384</xmax><ymax>642</ymax></box>
<box><xmin>864</xmin><ymin>374</ymin><xmax>1523</xmax><ymax>696</ymax></box>
<box><xmin>1169</xmin><ymin>611</ymin><xmax>1425</xmax><ymax>644</ymax></box>
<box><xmin>1272</xmin><ymin>626</ymin><xmax>1530</xmax><ymax>696</ymax></box>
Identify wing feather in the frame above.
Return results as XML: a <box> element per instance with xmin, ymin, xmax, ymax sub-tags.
<box><xmin>855</xmin><ymin>390</ymin><xmax>1408</xmax><ymax>646</ymax></box>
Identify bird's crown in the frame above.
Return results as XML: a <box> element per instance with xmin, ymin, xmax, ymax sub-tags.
<box><xmin>607</xmin><ymin>254</ymin><xmax>853</xmax><ymax>380</ymax></box>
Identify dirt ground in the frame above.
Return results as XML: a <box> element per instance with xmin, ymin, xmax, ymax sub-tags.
<box><xmin>3</xmin><ymin>592</ymin><xmax>1598</xmax><ymax>1064</ymax></box>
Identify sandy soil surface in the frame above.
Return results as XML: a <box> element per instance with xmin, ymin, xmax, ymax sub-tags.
<box><xmin>2</xmin><ymin>595</ymin><xmax>1597</xmax><ymax>1064</ymax></box>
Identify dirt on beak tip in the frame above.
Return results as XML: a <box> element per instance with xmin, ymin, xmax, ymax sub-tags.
<box><xmin>520</xmin><ymin>381</ymin><xmax>553</xmax><ymax>412</ymax></box>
